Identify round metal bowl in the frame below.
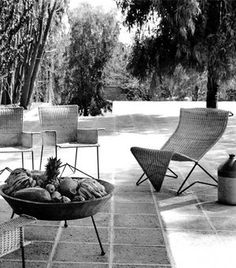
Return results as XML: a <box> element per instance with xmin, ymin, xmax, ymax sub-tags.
<box><xmin>0</xmin><ymin>179</ymin><xmax>114</xmax><ymax>221</ymax></box>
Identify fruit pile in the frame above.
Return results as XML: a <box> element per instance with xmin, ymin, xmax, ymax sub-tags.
<box><xmin>3</xmin><ymin>157</ymin><xmax>107</xmax><ymax>203</ymax></box>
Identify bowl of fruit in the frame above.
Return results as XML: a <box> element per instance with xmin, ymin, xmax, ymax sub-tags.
<box><xmin>0</xmin><ymin>158</ymin><xmax>114</xmax><ymax>221</ymax></box>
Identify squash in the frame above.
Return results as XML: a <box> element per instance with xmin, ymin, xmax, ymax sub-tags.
<box><xmin>59</xmin><ymin>177</ymin><xmax>78</xmax><ymax>199</ymax></box>
<box><xmin>14</xmin><ymin>187</ymin><xmax>51</xmax><ymax>202</ymax></box>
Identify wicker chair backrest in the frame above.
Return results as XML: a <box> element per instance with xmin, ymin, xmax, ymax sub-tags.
<box><xmin>162</xmin><ymin>108</ymin><xmax>229</xmax><ymax>161</ymax></box>
<box><xmin>0</xmin><ymin>107</ymin><xmax>23</xmax><ymax>146</ymax></box>
<box><xmin>38</xmin><ymin>105</ymin><xmax>78</xmax><ymax>143</ymax></box>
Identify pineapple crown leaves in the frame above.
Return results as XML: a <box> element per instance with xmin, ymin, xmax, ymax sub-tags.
<box><xmin>45</xmin><ymin>157</ymin><xmax>62</xmax><ymax>181</ymax></box>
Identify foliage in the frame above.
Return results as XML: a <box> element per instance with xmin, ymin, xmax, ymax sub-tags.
<box><xmin>63</xmin><ymin>4</ymin><xmax>119</xmax><ymax>116</ymax></box>
<box><xmin>116</xmin><ymin>0</ymin><xmax>236</xmax><ymax>107</ymax></box>
<box><xmin>220</xmin><ymin>78</ymin><xmax>236</xmax><ymax>101</ymax></box>
<box><xmin>155</xmin><ymin>66</ymin><xmax>207</xmax><ymax>101</ymax></box>
<box><xmin>0</xmin><ymin>0</ymin><xmax>68</xmax><ymax>108</ymax></box>
<box><xmin>103</xmin><ymin>42</ymin><xmax>154</xmax><ymax>101</ymax></box>
<box><xmin>0</xmin><ymin>0</ymin><xmax>34</xmax><ymax>102</ymax></box>
<box><xmin>103</xmin><ymin>43</ymin><xmax>137</xmax><ymax>88</ymax></box>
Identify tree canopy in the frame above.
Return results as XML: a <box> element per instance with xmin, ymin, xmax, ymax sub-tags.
<box><xmin>64</xmin><ymin>3</ymin><xmax>120</xmax><ymax>116</ymax></box>
<box><xmin>116</xmin><ymin>0</ymin><xmax>236</xmax><ymax>107</ymax></box>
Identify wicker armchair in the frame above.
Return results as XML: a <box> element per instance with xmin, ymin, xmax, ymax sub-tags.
<box><xmin>0</xmin><ymin>107</ymin><xmax>35</xmax><ymax>171</ymax></box>
<box><xmin>0</xmin><ymin>215</ymin><xmax>36</xmax><ymax>268</ymax></box>
<box><xmin>38</xmin><ymin>105</ymin><xmax>103</xmax><ymax>178</ymax></box>
<box><xmin>131</xmin><ymin>108</ymin><xmax>231</xmax><ymax>195</ymax></box>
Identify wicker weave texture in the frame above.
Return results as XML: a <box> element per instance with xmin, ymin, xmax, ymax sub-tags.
<box><xmin>0</xmin><ymin>228</ymin><xmax>21</xmax><ymax>256</ymax></box>
<box><xmin>38</xmin><ymin>105</ymin><xmax>78</xmax><ymax>143</ymax></box>
<box><xmin>0</xmin><ymin>107</ymin><xmax>23</xmax><ymax>146</ymax></box>
<box><xmin>162</xmin><ymin>108</ymin><xmax>229</xmax><ymax>161</ymax></box>
<box><xmin>131</xmin><ymin>147</ymin><xmax>173</xmax><ymax>191</ymax></box>
<box><xmin>0</xmin><ymin>215</ymin><xmax>36</xmax><ymax>258</ymax></box>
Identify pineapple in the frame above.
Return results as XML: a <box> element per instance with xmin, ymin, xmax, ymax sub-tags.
<box><xmin>44</xmin><ymin>157</ymin><xmax>62</xmax><ymax>190</ymax></box>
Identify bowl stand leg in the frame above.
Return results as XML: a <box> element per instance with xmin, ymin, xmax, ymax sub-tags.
<box><xmin>91</xmin><ymin>215</ymin><xmax>105</xmax><ymax>255</ymax></box>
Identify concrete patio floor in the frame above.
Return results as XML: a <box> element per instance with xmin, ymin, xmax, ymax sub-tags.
<box><xmin>1</xmin><ymin>101</ymin><xmax>236</xmax><ymax>268</ymax></box>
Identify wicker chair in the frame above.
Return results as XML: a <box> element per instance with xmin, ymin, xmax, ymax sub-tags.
<box><xmin>0</xmin><ymin>107</ymin><xmax>35</xmax><ymax>171</ymax></box>
<box><xmin>0</xmin><ymin>215</ymin><xmax>36</xmax><ymax>268</ymax></box>
<box><xmin>38</xmin><ymin>105</ymin><xmax>103</xmax><ymax>178</ymax></box>
<box><xmin>131</xmin><ymin>108</ymin><xmax>231</xmax><ymax>195</ymax></box>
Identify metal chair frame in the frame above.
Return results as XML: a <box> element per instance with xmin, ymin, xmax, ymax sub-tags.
<box><xmin>38</xmin><ymin>105</ymin><xmax>102</xmax><ymax>178</ymax></box>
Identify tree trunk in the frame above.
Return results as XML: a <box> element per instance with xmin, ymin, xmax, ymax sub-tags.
<box><xmin>20</xmin><ymin>0</ymin><xmax>57</xmax><ymax>109</ymax></box>
<box><xmin>26</xmin><ymin>1</ymin><xmax>56</xmax><ymax>106</ymax></box>
<box><xmin>20</xmin><ymin>28</ymin><xmax>42</xmax><ymax>109</ymax></box>
<box><xmin>206</xmin><ymin>68</ymin><xmax>218</xmax><ymax>108</ymax></box>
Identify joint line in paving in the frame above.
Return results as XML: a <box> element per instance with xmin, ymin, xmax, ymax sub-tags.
<box><xmin>46</xmin><ymin>221</ymin><xmax>63</xmax><ymax>268</ymax></box>
<box><xmin>108</xmin><ymin>173</ymin><xmax>115</xmax><ymax>268</ymax></box>
<box><xmin>150</xmin><ymin>181</ymin><xmax>177</xmax><ymax>268</ymax></box>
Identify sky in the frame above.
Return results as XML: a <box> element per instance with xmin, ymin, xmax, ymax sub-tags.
<box><xmin>69</xmin><ymin>0</ymin><xmax>134</xmax><ymax>44</ymax></box>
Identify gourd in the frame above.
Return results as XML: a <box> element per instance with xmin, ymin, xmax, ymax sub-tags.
<box><xmin>59</xmin><ymin>177</ymin><xmax>78</xmax><ymax>198</ymax></box>
<box><xmin>14</xmin><ymin>187</ymin><xmax>51</xmax><ymax>202</ymax></box>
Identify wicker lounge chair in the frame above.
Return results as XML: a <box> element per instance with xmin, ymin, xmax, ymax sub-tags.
<box><xmin>38</xmin><ymin>105</ymin><xmax>103</xmax><ymax>178</ymax></box>
<box><xmin>131</xmin><ymin>108</ymin><xmax>231</xmax><ymax>195</ymax></box>
<box><xmin>0</xmin><ymin>107</ymin><xmax>35</xmax><ymax>171</ymax></box>
<box><xmin>0</xmin><ymin>215</ymin><xmax>36</xmax><ymax>268</ymax></box>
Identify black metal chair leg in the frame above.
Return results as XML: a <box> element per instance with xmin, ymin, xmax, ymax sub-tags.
<box><xmin>21</xmin><ymin>152</ymin><xmax>24</xmax><ymax>168</ymax></box>
<box><xmin>31</xmin><ymin>151</ymin><xmax>34</xmax><ymax>170</ymax></box>
<box><xmin>177</xmin><ymin>162</ymin><xmax>218</xmax><ymax>195</ymax></box>
<box><xmin>136</xmin><ymin>172</ymin><xmax>148</xmax><ymax>186</ymax></box>
<box><xmin>20</xmin><ymin>227</ymin><xmax>25</xmax><ymax>268</ymax></box>
<box><xmin>177</xmin><ymin>162</ymin><xmax>197</xmax><ymax>195</ymax></box>
<box><xmin>198</xmin><ymin>163</ymin><xmax>218</xmax><ymax>183</ymax></box>
<box><xmin>91</xmin><ymin>216</ymin><xmax>105</xmax><ymax>256</ymax></box>
<box><xmin>97</xmin><ymin>147</ymin><xmax>100</xmax><ymax>179</ymax></box>
<box><xmin>136</xmin><ymin>166</ymin><xmax>178</xmax><ymax>187</ymax></box>
<box><xmin>74</xmin><ymin>148</ymin><xmax>78</xmax><ymax>173</ymax></box>
<box><xmin>64</xmin><ymin>220</ymin><xmax>68</xmax><ymax>228</ymax></box>
<box><xmin>166</xmin><ymin>167</ymin><xmax>178</xmax><ymax>178</ymax></box>
<box><xmin>178</xmin><ymin>180</ymin><xmax>217</xmax><ymax>195</ymax></box>
<box><xmin>39</xmin><ymin>145</ymin><xmax>44</xmax><ymax>170</ymax></box>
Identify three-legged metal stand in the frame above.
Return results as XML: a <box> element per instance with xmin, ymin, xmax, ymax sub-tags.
<box><xmin>63</xmin><ymin>216</ymin><xmax>105</xmax><ymax>255</ymax></box>
<box><xmin>11</xmin><ymin>214</ymin><xmax>106</xmax><ymax>256</ymax></box>
<box><xmin>91</xmin><ymin>215</ymin><xmax>105</xmax><ymax>255</ymax></box>
<box><xmin>0</xmin><ymin>166</ymin><xmax>12</xmax><ymax>176</ymax></box>
<box><xmin>59</xmin><ymin>162</ymin><xmax>96</xmax><ymax>180</ymax></box>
